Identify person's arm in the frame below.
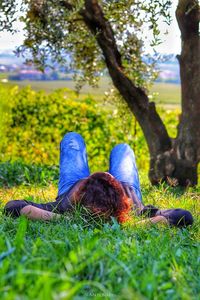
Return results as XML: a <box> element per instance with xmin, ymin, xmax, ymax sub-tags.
<box><xmin>137</xmin><ymin>209</ymin><xmax>194</xmax><ymax>227</ymax></box>
<box><xmin>3</xmin><ymin>199</ymin><xmax>63</xmax><ymax>219</ymax></box>
<box><xmin>136</xmin><ymin>215</ymin><xmax>168</xmax><ymax>225</ymax></box>
<box><xmin>156</xmin><ymin>209</ymin><xmax>193</xmax><ymax>227</ymax></box>
<box><xmin>20</xmin><ymin>205</ymin><xmax>62</xmax><ymax>221</ymax></box>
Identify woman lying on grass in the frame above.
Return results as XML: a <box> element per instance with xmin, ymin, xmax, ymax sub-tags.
<box><xmin>4</xmin><ymin>132</ymin><xmax>193</xmax><ymax>227</ymax></box>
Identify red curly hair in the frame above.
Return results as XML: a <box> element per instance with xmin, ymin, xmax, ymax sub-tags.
<box><xmin>72</xmin><ymin>172</ymin><xmax>132</xmax><ymax>223</ymax></box>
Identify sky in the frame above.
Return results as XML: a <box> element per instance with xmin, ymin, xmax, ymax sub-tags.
<box><xmin>0</xmin><ymin>2</ymin><xmax>181</xmax><ymax>54</ymax></box>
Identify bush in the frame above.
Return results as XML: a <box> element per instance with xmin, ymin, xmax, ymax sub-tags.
<box><xmin>0</xmin><ymin>85</ymin><xmax>180</xmax><ymax>179</ymax></box>
<box><xmin>0</xmin><ymin>161</ymin><xmax>59</xmax><ymax>187</ymax></box>
<box><xmin>1</xmin><ymin>86</ymin><xmax>148</xmax><ymax>172</ymax></box>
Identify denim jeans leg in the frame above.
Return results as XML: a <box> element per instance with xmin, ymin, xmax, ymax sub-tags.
<box><xmin>108</xmin><ymin>143</ymin><xmax>142</xmax><ymax>201</ymax></box>
<box><xmin>58</xmin><ymin>132</ymin><xmax>90</xmax><ymax>196</ymax></box>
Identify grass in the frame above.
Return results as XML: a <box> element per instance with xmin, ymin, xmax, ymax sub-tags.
<box><xmin>0</xmin><ymin>72</ymin><xmax>9</xmax><ymax>80</ymax></box>
<box><xmin>150</xmin><ymin>83</ymin><xmax>180</xmax><ymax>106</ymax></box>
<box><xmin>1</xmin><ymin>76</ymin><xmax>111</xmax><ymax>102</ymax></box>
<box><xmin>0</xmin><ymin>173</ymin><xmax>199</xmax><ymax>300</ymax></box>
<box><xmin>1</xmin><ymin>75</ymin><xmax>180</xmax><ymax>107</ymax></box>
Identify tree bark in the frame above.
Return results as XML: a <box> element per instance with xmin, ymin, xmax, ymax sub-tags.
<box><xmin>174</xmin><ymin>0</ymin><xmax>200</xmax><ymax>185</ymax></box>
<box><xmin>61</xmin><ymin>0</ymin><xmax>199</xmax><ymax>186</ymax></box>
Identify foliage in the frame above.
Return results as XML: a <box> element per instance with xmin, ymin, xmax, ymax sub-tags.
<box><xmin>0</xmin><ymin>82</ymin><xmax>183</xmax><ymax>191</ymax></box>
<box><xmin>0</xmin><ymin>0</ymin><xmax>17</xmax><ymax>31</ymax></box>
<box><xmin>0</xmin><ymin>84</ymin><xmax>148</xmax><ymax>171</ymax></box>
<box><xmin>0</xmin><ymin>161</ymin><xmax>59</xmax><ymax>187</ymax></box>
<box><xmin>0</xmin><ymin>83</ymin><xmax>183</xmax><ymax>189</ymax></box>
<box><xmin>0</xmin><ymin>84</ymin><xmax>181</xmax><ymax>177</ymax></box>
<box><xmin>0</xmin><ymin>0</ymin><xmax>172</xmax><ymax>89</ymax></box>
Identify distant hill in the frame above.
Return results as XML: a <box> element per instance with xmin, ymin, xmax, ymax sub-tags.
<box><xmin>0</xmin><ymin>51</ymin><xmax>180</xmax><ymax>84</ymax></box>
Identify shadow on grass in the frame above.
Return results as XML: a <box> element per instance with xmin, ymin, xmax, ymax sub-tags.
<box><xmin>0</xmin><ymin>161</ymin><xmax>59</xmax><ymax>188</ymax></box>
<box><xmin>1</xmin><ymin>161</ymin><xmax>199</xmax><ymax>198</ymax></box>
<box><xmin>141</xmin><ymin>181</ymin><xmax>192</xmax><ymax>200</ymax></box>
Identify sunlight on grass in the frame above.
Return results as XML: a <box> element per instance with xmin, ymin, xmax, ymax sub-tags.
<box><xmin>0</xmin><ymin>184</ymin><xmax>57</xmax><ymax>205</ymax></box>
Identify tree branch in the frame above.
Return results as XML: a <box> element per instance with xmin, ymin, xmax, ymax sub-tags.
<box><xmin>59</xmin><ymin>1</ymin><xmax>74</xmax><ymax>10</ymax></box>
<box><xmin>58</xmin><ymin>0</ymin><xmax>171</xmax><ymax>156</ymax></box>
<box><xmin>80</xmin><ymin>0</ymin><xmax>172</xmax><ymax>155</ymax></box>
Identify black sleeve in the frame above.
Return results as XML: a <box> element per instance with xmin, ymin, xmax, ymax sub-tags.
<box><xmin>3</xmin><ymin>189</ymin><xmax>74</xmax><ymax>218</ymax></box>
<box><xmin>139</xmin><ymin>205</ymin><xmax>160</xmax><ymax>218</ymax></box>
<box><xmin>3</xmin><ymin>200</ymin><xmax>61</xmax><ymax>218</ymax></box>
<box><xmin>4</xmin><ymin>200</ymin><xmax>29</xmax><ymax>218</ymax></box>
<box><xmin>138</xmin><ymin>205</ymin><xmax>193</xmax><ymax>227</ymax></box>
<box><xmin>4</xmin><ymin>188</ymin><xmax>74</xmax><ymax>218</ymax></box>
<box><xmin>156</xmin><ymin>209</ymin><xmax>194</xmax><ymax>227</ymax></box>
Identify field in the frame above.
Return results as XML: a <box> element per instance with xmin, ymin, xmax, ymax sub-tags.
<box><xmin>1</xmin><ymin>75</ymin><xmax>181</xmax><ymax>107</ymax></box>
<box><xmin>0</xmin><ymin>81</ymin><xmax>199</xmax><ymax>300</ymax></box>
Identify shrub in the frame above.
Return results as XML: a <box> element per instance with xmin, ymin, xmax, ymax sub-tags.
<box><xmin>0</xmin><ymin>85</ymin><xmax>179</xmax><ymax>177</ymax></box>
<box><xmin>1</xmin><ymin>86</ymin><xmax>148</xmax><ymax>172</ymax></box>
<box><xmin>0</xmin><ymin>161</ymin><xmax>58</xmax><ymax>187</ymax></box>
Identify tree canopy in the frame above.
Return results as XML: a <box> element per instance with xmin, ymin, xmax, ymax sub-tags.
<box><xmin>0</xmin><ymin>0</ymin><xmax>172</xmax><ymax>89</ymax></box>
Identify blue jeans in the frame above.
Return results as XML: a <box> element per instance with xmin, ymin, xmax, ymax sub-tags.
<box><xmin>58</xmin><ymin>132</ymin><xmax>142</xmax><ymax>201</ymax></box>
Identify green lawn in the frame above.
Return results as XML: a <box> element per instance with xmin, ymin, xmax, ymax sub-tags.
<box><xmin>0</xmin><ymin>177</ymin><xmax>199</xmax><ymax>300</ymax></box>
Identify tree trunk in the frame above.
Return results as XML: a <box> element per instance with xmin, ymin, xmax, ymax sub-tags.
<box><xmin>62</xmin><ymin>0</ymin><xmax>200</xmax><ymax>186</ymax></box>
<box><xmin>173</xmin><ymin>0</ymin><xmax>200</xmax><ymax>185</ymax></box>
<box><xmin>131</xmin><ymin>0</ymin><xmax>200</xmax><ymax>186</ymax></box>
